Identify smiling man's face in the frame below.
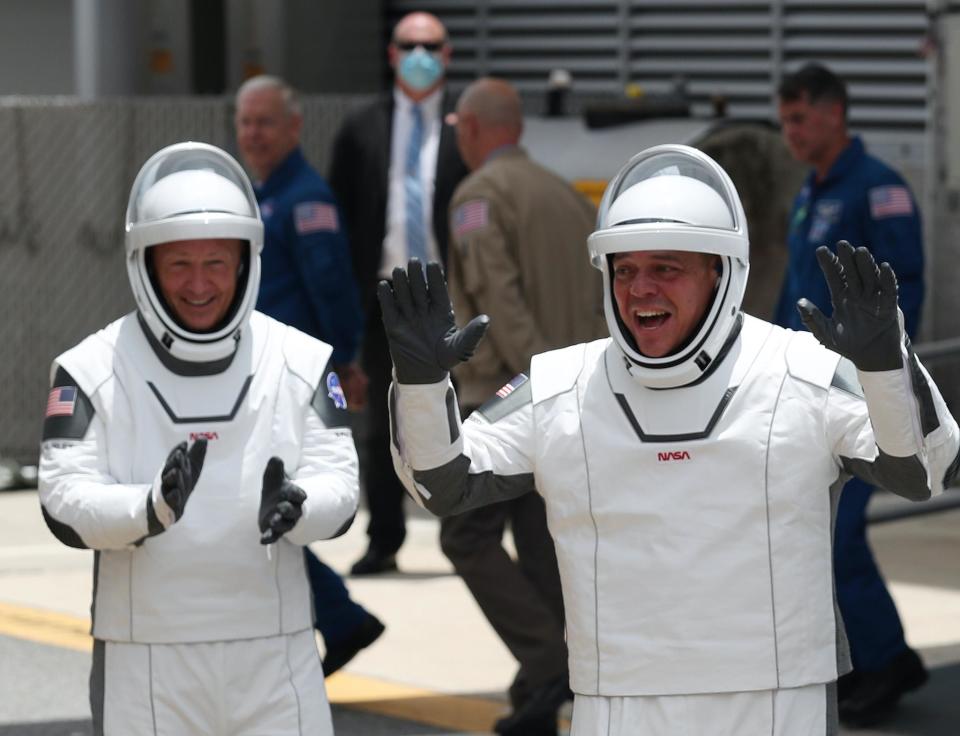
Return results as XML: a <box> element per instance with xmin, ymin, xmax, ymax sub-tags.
<box><xmin>611</xmin><ymin>250</ymin><xmax>720</xmax><ymax>358</ymax></box>
<box><xmin>234</xmin><ymin>85</ymin><xmax>301</xmax><ymax>183</ymax></box>
<box><xmin>151</xmin><ymin>239</ymin><xmax>243</xmax><ymax>331</ymax></box>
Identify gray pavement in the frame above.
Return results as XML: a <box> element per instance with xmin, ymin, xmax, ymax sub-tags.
<box><xmin>1</xmin><ymin>486</ymin><xmax>958</xmax><ymax>734</ymax></box>
<box><xmin>0</xmin><ymin>709</ymin><xmax>456</xmax><ymax>736</ymax></box>
<box><xmin>0</xmin><ymin>635</ymin><xmax>90</xmax><ymax>724</ymax></box>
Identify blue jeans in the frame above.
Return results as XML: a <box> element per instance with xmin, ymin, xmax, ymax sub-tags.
<box><xmin>303</xmin><ymin>547</ymin><xmax>368</xmax><ymax>646</ymax></box>
<box><xmin>834</xmin><ymin>478</ymin><xmax>908</xmax><ymax>672</ymax></box>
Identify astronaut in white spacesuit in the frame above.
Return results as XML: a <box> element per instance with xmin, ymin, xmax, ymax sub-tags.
<box><xmin>38</xmin><ymin>142</ymin><xmax>359</xmax><ymax>736</ymax></box>
<box><xmin>380</xmin><ymin>145</ymin><xmax>959</xmax><ymax>736</ymax></box>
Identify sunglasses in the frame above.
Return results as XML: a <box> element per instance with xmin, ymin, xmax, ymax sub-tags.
<box><xmin>395</xmin><ymin>41</ymin><xmax>444</xmax><ymax>53</ymax></box>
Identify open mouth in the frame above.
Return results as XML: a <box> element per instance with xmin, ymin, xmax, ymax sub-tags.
<box><xmin>634</xmin><ymin>310</ymin><xmax>670</xmax><ymax>330</ymax></box>
<box><xmin>183</xmin><ymin>297</ymin><xmax>216</xmax><ymax>308</ymax></box>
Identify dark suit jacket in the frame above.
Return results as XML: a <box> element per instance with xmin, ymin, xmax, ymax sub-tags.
<box><xmin>328</xmin><ymin>93</ymin><xmax>469</xmax><ymax>312</ymax></box>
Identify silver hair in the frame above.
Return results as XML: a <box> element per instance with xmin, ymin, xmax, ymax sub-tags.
<box><xmin>235</xmin><ymin>75</ymin><xmax>301</xmax><ymax>117</ymax></box>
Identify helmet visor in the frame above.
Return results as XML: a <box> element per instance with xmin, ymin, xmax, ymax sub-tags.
<box><xmin>126</xmin><ymin>144</ymin><xmax>258</xmax><ymax>230</ymax></box>
<box><xmin>596</xmin><ymin>147</ymin><xmax>741</xmax><ymax>233</ymax></box>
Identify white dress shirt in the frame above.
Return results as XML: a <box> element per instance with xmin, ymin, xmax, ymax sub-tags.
<box><xmin>380</xmin><ymin>86</ymin><xmax>443</xmax><ymax>278</ymax></box>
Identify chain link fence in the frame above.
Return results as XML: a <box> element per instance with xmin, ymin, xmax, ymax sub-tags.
<box><xmin>0</xmin><ymin>94</ymin><xmax>371</xmax><ymax>464</ymax></box>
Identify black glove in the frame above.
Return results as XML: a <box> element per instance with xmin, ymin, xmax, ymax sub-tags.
<box><xmin>155</xmin><ymin>439</ymin><xmax>207</xmax><ymax>527</ymax></box>
<box><xmin>377</xmin><ymin>258</ymin><xmax>490</xmax><ymax>384</ymax></box>
<box><xmin>259</xmin><ymin>457</ymin><xmax>307</xmax><ymax>545</ymax></box>
<box><xmin>797</xmin><ymin>240</ymin><xmax>903</xmax><ymax>372</ymax></box>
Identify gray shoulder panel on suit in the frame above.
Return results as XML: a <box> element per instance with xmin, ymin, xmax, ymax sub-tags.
<box><xmin>473</xmin><ymin>375</ymin><xmax>531</xmax><ymax>425</ymax></box>
<box><xmin>830</xmin><ymin>358</ymin><xmax>863</xmax><ymax>398</ymax></box>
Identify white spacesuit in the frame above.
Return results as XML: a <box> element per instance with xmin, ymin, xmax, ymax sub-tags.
<box><xmin>39</xmin><ymin>143</ymin><xmax>358</xmax><ymax>736</ymax></box>
<box><xmin>382</xmin><ymin>145</ymin><xmax>959</xmax><ymax>735</ymax></box>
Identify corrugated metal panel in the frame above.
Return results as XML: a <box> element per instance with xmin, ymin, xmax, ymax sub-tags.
<box><xmin>627</xmin><ymin>3</ymin><xmax>773</xmax><ymax>120</ymax></box>
<box><xmin>782</xmin><ymin>1</ymin><xmax>930</xmax><ymax>130</ymax></box>
<box><xmin>385</xmin><ymin>0</ymin><xmax>931</xmax><ymax>132</ymax></box>
<box><xmin>486</xmin><ymin>1</ymin><xmax>620</xmax><ymax>94</ymax></box>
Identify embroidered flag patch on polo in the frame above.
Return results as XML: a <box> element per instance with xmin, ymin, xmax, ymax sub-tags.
<box><xmin>453</xmin><ymin>199</ymin><xmax>489</xmax><ymax>237</ymax></box>
<box><xmin>869</xmin><ymin>185</ymin><xmax>913</xmax><ymax>219</ymax></box>
<box><xmin>295</xmin><ymin>202</ymin><xmax>339</xmax><ymax>234</ymax></box>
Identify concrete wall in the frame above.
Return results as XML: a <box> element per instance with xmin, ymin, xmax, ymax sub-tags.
<box><xmin>0</xmin><ymin>0</ymin><xmax>74</xmax><ymax>94</ymax></box>
<box><xmin>74</xmin><ymin>0</ymin><xmax>153</xmax><ymax>97</ymax></box>
<box><xmin>225</xmin><ymin>0</ymin><xmax>286</xmax><ymax>91</ymax></box>
<box><xmin>224</xmin><ymin>0</ymin><xmax>384</xmax><ymax>94</ymax></box>
<box><xmin>285</xmin><ymin>0</ymin><xmax>384</xmax><ymax>93</ymax></box>
<box><xmin>142</xmin><ymin>0</ymin><xmax>191</xmax><ymax>95</ymax></box>
<box><xmin>0</xmin><ymin>1</ymin><xmax>385</xmax><ymax>98</ymax></box>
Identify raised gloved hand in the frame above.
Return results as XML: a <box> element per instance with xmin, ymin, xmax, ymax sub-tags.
<box><xmin>377</xmin><ymin>258</ymin><xmax>490</xmax><ymax>384</ymax></box>
<box><xmin>797</xmin><ymin>240</ymin><xmax>904</xmax><ymax>372</ymax></box>
<box><xmin>151</xmin><ymin>439</ymin><xmax>207</xmax><ymax>530</ymax></box>
<box><xmin>259</xmin><ymin>457</ymin><xmax>307</xmax><ymax>545</ymax></box>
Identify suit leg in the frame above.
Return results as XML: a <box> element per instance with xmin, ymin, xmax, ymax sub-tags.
<box><xmin>440</xmin><ymin>499</ymin><xmax>568</xmax><ymax>688</ymax></box>
<box><xmin>834</xmin><ymin>478</ymin><xmax>907</xmax><ymax>672</ymax></box>
<box><xmin>303</xmin><ymin>548</ymin><xmax>367</xmax><ymax>645</ymax></box>
<box><xmin>512</xmin><ymin>492</ymin><xmax>566</xmax><ymax>629</ymax></box>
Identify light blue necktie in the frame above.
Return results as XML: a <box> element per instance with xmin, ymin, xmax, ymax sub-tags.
<box><xmin>404</xmin><ymin>104</ymin><xmax>428</xmax><ymax>263</ymax></box>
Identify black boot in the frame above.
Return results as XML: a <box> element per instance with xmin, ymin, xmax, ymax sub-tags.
<box><xmin>493</xmin><ymin>674</ymin><xmax>569</xmax><ymax>736</ymax></box>
<box><xmin>321</xmin><ymin>612</ymin><xmax>386</xmax><ymax>677</ymax></box>
<box><xmin>350</xmin><ymin>546</ymin><xmax>398</xmax><ymax>576</ymax></box>
<box><xmin>839</xmin><ymin>647</ymin><xmax>928</xmax><ymax>728</ymax></box>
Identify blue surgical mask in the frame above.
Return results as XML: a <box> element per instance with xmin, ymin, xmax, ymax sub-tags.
<box><xmin>398</xmin><ymin>48</ymin><xmax>443</xmax><ymax>91</ymax></box>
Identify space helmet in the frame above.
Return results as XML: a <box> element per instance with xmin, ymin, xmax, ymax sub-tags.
<box><xmin>125</xmin><ymin>142</ymin><xmax>263</xmax><ymax>365</ymax></box>
<box><xmin>587</xmin><ymin>144</ymin><xmax>749</xmax><ymax>388</ymax></box>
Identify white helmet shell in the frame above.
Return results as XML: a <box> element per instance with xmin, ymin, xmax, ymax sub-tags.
<box><xmin>588</xmin><ymin>145</ymin><xmax>749</xmax><ymax>388</ymax></box>
<box><xmin>125</xmin><ymin>142</ymin><xmax>263</xmax><ymax>366</ymax></box>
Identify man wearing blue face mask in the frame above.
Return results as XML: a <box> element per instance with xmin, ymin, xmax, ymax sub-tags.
<box><xmin>330</xmin><ymin>11</ymin><xmax>469</xmax><ymax>576</ymax></box>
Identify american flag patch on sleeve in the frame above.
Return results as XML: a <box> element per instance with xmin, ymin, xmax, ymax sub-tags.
<box><xmin>869</xmin><ymin>185</ymin><xmax>913</xmax><ymax>219</ymax></box>
<box><xmin>46</xmin><ymin>386</ymin><xmax>77</xmax><ymax>418</ymax></box>
<box><xmin>475</xmin><ymin>373</ymin><xmax>531</xmax><ymax>423</ymax></box>
<box><xmin>453</xmin><ymin>199</ymin><xmax>489</xmax><ymax>237</ymax></box>
<box><xmin>496</xmin><ymin>374</ymin><xmax>528</xmax><ymax>399</ymax></box>
<box><xmin>294</xmin><ymin>201</ymin><xmax>339</xmax><ymax>234</ymax></box>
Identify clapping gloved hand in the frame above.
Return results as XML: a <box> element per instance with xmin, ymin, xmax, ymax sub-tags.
<box><xmin>259</xmin><ymin>457</ymin><xmax>307</xmax><ymax>545</ymax></box>
<box><xmin>797</xmin><ymin>240</ymin><xmax>905</xmax><ymax>372</ymax></box>
<box><xmin>377</xmin><ymin>258</ymin><xmax>490</xmax><ymax>384</ymax></box>
<box><xmin>151</xmin><ymin>439</ymin><xmax>207</xmax><ymax>530</ymax></box>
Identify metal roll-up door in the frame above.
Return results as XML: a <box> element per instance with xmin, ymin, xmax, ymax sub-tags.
<box><xmin>781</xmin><ymin>0</ymin><xmax>931</xmax><ymax>132</ymax></box>
<box><xmin>627</xmin><ymin>0</ymin><xmax>776</xmax><ymax>120</ymax></box>
<box><xmin>483</xmin><ymin>0</ymin><xmax>622</xmax><ymax>95</ymax></box>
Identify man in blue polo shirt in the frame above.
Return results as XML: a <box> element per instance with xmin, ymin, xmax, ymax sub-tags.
<box><xmin>236</xmin><ymin>75</ymin><xmax>383</xmax><ymax>676</ymax></box>
<box><xmin>775</xmin><ymin>63</ymin><xmax>926</xmax><ymax>727</ymax></box>
<box><xmin>236</xmin><ymin>77</ymin><xmax>366</xmax><ymax>397</ymax></box>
